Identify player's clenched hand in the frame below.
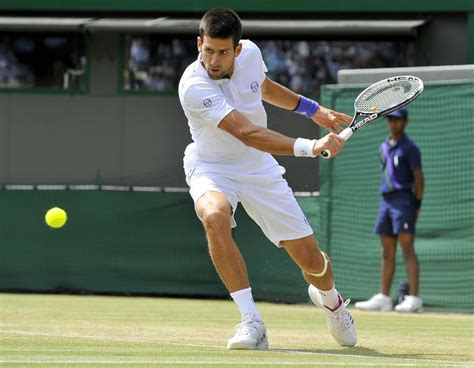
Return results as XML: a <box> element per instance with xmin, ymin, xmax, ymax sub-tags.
<box><xmin>311</xmin><ymin>106</ymin><xmax>351</xmax><ymax>133</ymax></box>
<box><xmin>313</xmin><ymin>133</ymin><xmax>345</xmax><ymax>158</ymax></box>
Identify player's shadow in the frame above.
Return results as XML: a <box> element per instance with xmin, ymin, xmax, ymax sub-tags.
<box><xmin>270</xmin><ymin>346</ymin><xmax>446</xmax><ymax>360</ymax></box>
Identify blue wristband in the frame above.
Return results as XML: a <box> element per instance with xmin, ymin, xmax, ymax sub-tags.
<box><xmin>293</xmin><ymin>96</ymin><xmax>319</xmax><ymax>118</ymax></box>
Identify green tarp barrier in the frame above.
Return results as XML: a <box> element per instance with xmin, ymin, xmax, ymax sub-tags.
<box><xmin>319</xmin><ymin>80</ymin><xmax>474</xmax><ymax>312</ymax></box>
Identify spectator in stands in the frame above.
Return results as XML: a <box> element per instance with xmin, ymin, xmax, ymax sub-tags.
<box><xmin>127</xmin><ymin>38</ymin><xmax>414</xmax><ymax>93</ymax></box>
<box><xmin>0</xmin><ymin>34</ymin><xmax>85</xmax><ymax>89</ymax></box>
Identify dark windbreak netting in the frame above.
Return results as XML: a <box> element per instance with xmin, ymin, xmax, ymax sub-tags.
<box><xmin>319</xmin><ymin>80</ymin><xmax>474</xmax><ymax>312</ymax></box>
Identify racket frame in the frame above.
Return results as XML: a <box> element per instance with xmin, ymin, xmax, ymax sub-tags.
<box><xmin>320</xmin><ymin>76</ymin><xmax>424</xmax><ymax>158</ymax></box>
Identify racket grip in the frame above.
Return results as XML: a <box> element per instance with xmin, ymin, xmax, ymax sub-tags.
<box><xmin>321</xmin><ymin>128</ymin><xmax>354</xmax><ymax>159</ymax></box>
<box><xmin>339</xmin><ymin>128</ymin><xmax>354</xmax><ymax>140</ymax></box>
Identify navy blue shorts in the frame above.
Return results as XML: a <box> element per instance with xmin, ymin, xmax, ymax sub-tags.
<box><xmin>374</xmin><ymin>191</ymin><xmax>417</xmax><ymax>237</ymax></box>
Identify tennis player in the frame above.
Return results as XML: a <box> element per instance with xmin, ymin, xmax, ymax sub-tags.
<box><xmin>355</xmin><ymin>108</ymin><xmax>424</xmax><ymax>313</ymax></box>
<box><xmin>178</xmin><ymin>8</ymin><xmax>357</xmax><ymax>349</ymax></box>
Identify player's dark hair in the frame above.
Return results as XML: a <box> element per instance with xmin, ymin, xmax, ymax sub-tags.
<box><xmin>199</xmin><ymin>8</ymin><xmax>242</xmax><ymax>48</ymax></box>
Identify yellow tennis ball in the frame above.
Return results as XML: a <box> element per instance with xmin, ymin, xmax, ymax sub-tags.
<box><xmin>45</xmin><ymin>207</ymin><xmax>67</xmax><ymax>228</ymax></box>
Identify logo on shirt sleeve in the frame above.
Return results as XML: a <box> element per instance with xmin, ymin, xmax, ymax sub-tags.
<box><xmin>203</xmin><ymin>98</ymin><xmax>212</xmax><ymax>108</ymax></box>
<box><xmin>251</xmin><ymin>81</ymin><xmax>259</xmax><ymax>93</ymax></box>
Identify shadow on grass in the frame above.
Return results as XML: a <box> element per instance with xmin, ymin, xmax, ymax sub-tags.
<box><xmin>270</xmin><ymin>346</ymin><xmax>451</xmax><ymax>361</ymax></box>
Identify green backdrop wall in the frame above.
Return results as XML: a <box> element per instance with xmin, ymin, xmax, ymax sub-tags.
<box><xmin>0</xmin><ymin>190</ymin><xmax>315</xmax><ymax>303</ymax></box>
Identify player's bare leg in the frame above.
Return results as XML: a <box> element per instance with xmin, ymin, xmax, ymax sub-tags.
<box><xmin>196</xmin><ymin>191</ymin><xmax>249</xmax><ymax>293</ymax></box>
<box><xmin>196</xmin><ymin>191</ymin><xmax>267</xmax><ymax>349</ymax></box>
<box><xmin>282</xmin><ymin>236</ymin><xmax>334</xmax><ymax>291</ymax></box>
<box><xmin>398</xmin><ymin>233</ymin><xmax>419</xmax><ymax>295</ymax></box>
<box><xmin>380</xmin><ymin>235</ymin><xmax>397</xmax><ymax>296</ymax></box>
<box><xmin>282</xmin><ymin>236</ymin><xmax>357</xmax><ymax>347</ymax></box>
<box><xmin>395</xmin><ymin>232</ymin><xmax>422</xmax><ymax>312</ymax></box>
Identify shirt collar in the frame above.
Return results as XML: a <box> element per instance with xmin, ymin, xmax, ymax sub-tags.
<box><xmin>193</xmin><ymin>52</ymin><xmax>242</xmax><ymax>86</ymax></box>
<box><xmin>385</xmin><ymin>133</ymin><xmax>407</xmax><ymax>148</ymax></box>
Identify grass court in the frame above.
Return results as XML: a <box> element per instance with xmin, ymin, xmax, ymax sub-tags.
<box><xmin>1</xmin><ymin>293</ymin><xmax>472</xmax><ymax>367</ymax></box>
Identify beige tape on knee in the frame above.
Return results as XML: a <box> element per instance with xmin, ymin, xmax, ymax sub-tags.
<box><xmin>306</xmin><ymin>251</ymin><xmax>329</xmax><ymax>278</ymax></box>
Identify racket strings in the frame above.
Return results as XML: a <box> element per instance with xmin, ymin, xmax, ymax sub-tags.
<box><xmin>356</xmin><ymin>80</ymin><xmax>422</xmax><ymax>114</ymax></box>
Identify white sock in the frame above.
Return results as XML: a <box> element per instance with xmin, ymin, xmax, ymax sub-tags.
<box><xmin>318</xmin><ymin>285</ymin><xmax>340</xmax><ymax>310</ymax></box>
<box><xmin>230</xmin><ymin>287</ymin><xmax>263</xmax><ymax>322</ymax></box>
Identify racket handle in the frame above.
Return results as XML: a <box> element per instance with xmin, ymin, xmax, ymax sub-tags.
<box><xmin>321</xmin><ymin>128</ymin><xmax>354</xmax><ymax>159</ymax></box>
<box><xmin>339</xmin><ymin>128</ymin><xmax>354</xmax><ymax>140</ymax></box>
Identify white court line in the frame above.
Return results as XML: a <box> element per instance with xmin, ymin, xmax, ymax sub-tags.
<box><xmin>1</xmin><ymin>330</ymin><xmax>472</xmax><ymax>367</ymax></box>
<box><xmin>0</xmin><ymin>360</ymin><xmax>472</xmax><ymax>367</ymax></box>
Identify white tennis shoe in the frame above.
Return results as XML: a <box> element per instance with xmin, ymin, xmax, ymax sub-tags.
<box><xmin>308</xmin><ymin>285</ymin><xmax>357</xmax><ymax>347</ymax></box>
<box><xmin>227</xmin><ymin>315</ymin><xmax>268</xmax><ymax>350</ymax></box>
<box><xmin>354</xmin><ymin>293</ymin><xmax>393</xmax><ymax>312</ymax></box>
<box><xmin>395</xmin><ymin>295</ymin><xmax>423</xmax><ymax>313</ymax></box>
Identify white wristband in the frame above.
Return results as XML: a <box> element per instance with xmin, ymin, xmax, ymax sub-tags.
<box><xmin>293</xmin><ymin>138</ymin><xmax>317</xmax><ymax>157</ymax></box>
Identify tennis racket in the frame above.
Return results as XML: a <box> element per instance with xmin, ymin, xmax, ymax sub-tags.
<box><xmin>321</xmin><ymin>76</ymin><xmax>424</xmax><ymax>158</ymax></box>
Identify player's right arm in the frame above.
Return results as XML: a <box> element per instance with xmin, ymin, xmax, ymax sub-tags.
<box><xmin>180</xmin><ymin>77</ymin><xmax>344</xmax><ymax>158</ymax></box>
<box><xmin>218</xmin><ymin>109</ymin><xmax>345</xmax><ymax>157</ymax></box>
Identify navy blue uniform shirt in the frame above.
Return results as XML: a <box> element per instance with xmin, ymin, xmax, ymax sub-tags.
<box><xmin>380</xmin><ymin>134</ymin><xmax>421</xmax><ymax>194</ymax></box>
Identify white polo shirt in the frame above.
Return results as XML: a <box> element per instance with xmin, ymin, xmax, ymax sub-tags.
<box><xmin>178</xmin><ymin>40</ymin><xmax>313</xmax><ymax>245</ymax></box>
<box><xmin>179</xmin><ymin>40</ymin><xmax>281</xmax><ymax>176</ymax></box>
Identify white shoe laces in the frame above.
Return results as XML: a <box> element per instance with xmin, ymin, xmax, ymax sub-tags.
<box><xmin>233</xmin><ymin>320</ymin><xmax>262</xmax><ymax>337</ymax></box>
<box><xmin>328</xmin><ymin>299</ymin><xmax>353</xmax><ymax>330</ymax></box>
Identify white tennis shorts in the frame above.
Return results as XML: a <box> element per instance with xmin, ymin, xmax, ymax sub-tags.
<box><xmin>185</xmin><ymin>161</ymin><xmax>313</xmax><ymax>247</ymax></box>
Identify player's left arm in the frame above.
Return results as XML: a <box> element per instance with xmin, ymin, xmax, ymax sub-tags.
<box><xmin>260</xmin><ymin>77</ymin><xmax>351</xmax><ymax>133</ymax></box>
<box><xmin>413</xmin><ymin>167</ymin><xmax>424</xmax><ymax>219</ymax></box>
<box><xmin>410</xmin><ymin>144</ymin><xmax>424</xmax><ymax>219</ymax></box>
